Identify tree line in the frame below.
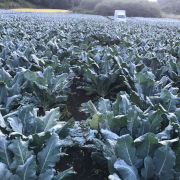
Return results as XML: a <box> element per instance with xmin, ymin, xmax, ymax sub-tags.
<box><xmin>158</xmin><ymin>0</ymin><xmax>180</xmax><ymax>15</ymax></box>
<box><xmin>26</xmin><ymin>0</ymin><xmax>79</xmax><ymax>9</ymax></box>
<box><xmin>0</xmin><ymin>0</ymin><xmax>180</xmax><ymax>17</ymax></box>
<box><xmin>27</xmin><ymin>0</ymin><xmax>180</xmax><ymax>17</ymax></box>
<box><xmin>24</xmin><ymin>0</ymin><xmax>161</xmax><ymax>17</ymax></box>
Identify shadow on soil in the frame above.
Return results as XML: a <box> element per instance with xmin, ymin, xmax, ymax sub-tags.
<box><xmin>55</xmin><ymin>147</ymin><xmax>108</xmax><ymax>180</ymax></box>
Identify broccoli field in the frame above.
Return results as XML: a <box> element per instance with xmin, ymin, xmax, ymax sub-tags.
<box><xmin>0</xmin><ymin>11</ymin><xmax>180</xmax><ymax>180</ymax></box>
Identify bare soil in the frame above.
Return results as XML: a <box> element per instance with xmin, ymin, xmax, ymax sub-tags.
<box><xmin>66</xmin><ymin>78</ymin><xmax>94</xmax><ymax>121</ymax></box>
<box><xmin>55</xmin><ymin>147</ymin><xmax>108</xmax><ymax>180</ymax></box>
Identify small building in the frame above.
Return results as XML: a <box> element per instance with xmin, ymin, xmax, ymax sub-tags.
<box><xmin>114</xmin><ymin>10</ymin><xmax>127</xmax><ymax>22</ymax></box>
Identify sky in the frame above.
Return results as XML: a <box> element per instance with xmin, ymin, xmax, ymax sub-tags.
<box><xmin>149</xmin><ymin>0</ymin><xmax>157</xmax><ymax>1</ymax></box>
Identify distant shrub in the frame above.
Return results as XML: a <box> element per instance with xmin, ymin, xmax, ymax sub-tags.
<box><xmin>94</xmin><ymin>3</ymin><xmax>113</xmax><ymax>16</ymax></box>
<box><xmin>94</xmin><ymin>1</ymin><xmax>161</xmax><ymax>17</ymax></box>
<box><xmin>72</xmin><ymin>6</ymin><xmax>96</xmax><ymax>14</ymax></box>
<box><xmin>158</xmin><ymin>0</ymin><xmax>180</xmax><ymax>15</ymax></box>
<box><xmin>80</xmin><ymin>0</ymin><xmax>103</xmax><ymax>11</ymax></box>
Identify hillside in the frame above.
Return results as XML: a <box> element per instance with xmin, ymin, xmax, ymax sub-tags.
<box><xmin>158</xmin><ymin>0</ymin><xmax>180</xmax><ymax>15</ymax></box>
<box><xmin>0</xmin><ymin>10</ymin><xmax>180</xmax><ymax>180</ymax></box>
<box><xmin>0</xmin><ymin>0</ymin><xmax>179</xmax><ymax>19</ymax></box>
<box><xmin>0</xmin><ymin>0</ymin><xmax>72</xmax><ymax>9</ymax></box>
<box><xmin>0</xmin><ymin>0</ymin><xmax>42</xmax><ymax>9</ymax></box>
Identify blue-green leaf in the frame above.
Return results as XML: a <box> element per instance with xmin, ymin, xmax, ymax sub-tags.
<box><xmin>114</xmin><ymin>159</ymin><xmax>138</xmax><ymax>180</ymax></box>
<box><xmin>37</xmin><ymin>133</ymin><xmax>60</xmax><ymax>174</ymax></box>
<box><xmin>16</xmin><ymin>155</ymin><xmax>37</xmax><ymax>180</ymax></box>
<box><xmin>153</xmin><ymin>146</ymin><xmax>176</xmax><ymax>180</ymax></box>
<box><xmin>115</xmin><ymin>135</ymin><xmax>136</xmax><ymax>166</ymax></box>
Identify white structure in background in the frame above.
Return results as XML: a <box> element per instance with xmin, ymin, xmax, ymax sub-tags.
<box><xmin>114</xmin><ymin>10</ymin><xmax>126</xmax><ymax>22</ymax></box>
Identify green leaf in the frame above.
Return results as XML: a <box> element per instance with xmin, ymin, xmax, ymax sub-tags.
<box><xmin>8</xmin><ymin>117</ymin><xmax>23</xmax><ymax>134</ymax></box>
<box><xmin>6</xmin><ymin>95</ymin><xmax>22</xmax><ymax>112</ymax></box>
<box><xmin>135</xmin><ymin>72</ymin><xmax>155</xmax><ymax>99</ymax></box>
<box><xmin>24</xmin><ymin>70</ymin><xmax>46</xmax><ymax>86</ymax></box>
<box><xmin>38</xmin><ymin>169</ymin><xmax>55</xmax><ymax>180</ymax></box>
<box><xmin>58</xmin><ymin>119</ymin><xmax>75</xmax><ymax>139</ymax></box>
<box><xmin>153</xmin><ymin>146</ymin><xmax>176</xmax><ymax>180</ymax></box>
<box><xmin>134</xmin><ymin>133</ymin><xmax>158</xmax><ymax>159</ymax></box>
<box><xmin>101</xmin><ymin>129</ymin><xmax>119</xmax><ymax>140</ymax></box>
<box><xmin>127</xmin><ymin>106</ymin><xmax>141</xmax><ymax>137</ymax></box>
<box><xmin>99</xmin><ymin>111</ymin><xmax>114</xmax><ymax>130</ymax></box>
<box><xmin>86</xmin><ymin>100</ymin><xmax>98</xmax><ymax>116</ymax></box>
<box><xmin>31</xmin><ymin>131</ymin><xmax>51</xmax><ymax>153</ymax></box>
<box><xmin>156</xmin><ymin>125</ymin><xmax>173</xmax><ymax>141</ymax></box>
<box><xmin>33</xmin><ymin>83</ymin><xmax>55</xmax><ymax>108</ymax></box>
<box><xmin>24</xmin><ymin>70</ymin><xmax>37</xmax><ymax>82</ymax></box>
<box><xmin>8</xmin><ymin>138</ymin><xmax>32</xmax><ymax>169</ymax></box>
<box><xmin>113</xmin><ymin>115</ymin><xmax>128</xmax><ymax>130</ymax></box>
<box><xmin>108</xmin><ymin>155</ymin><xmax>117</xmax><ymax>175</ymax></box>
<box><xmin>114</xmin><ymin>159</ymin><xmax>138</xmax><ymax>180</ymax></box>
<box><xmin>0</xmin><ymin>162</ymin><xmax>19</xmax><ymax>180</ymax></box>
<box><xmin>115</xmin><ymin>135</ymin><xmax>136</xmax><ymax>166</ymax></box>
<box><xmin>135</xmin><ymin>72</ymin><xmax>154</xmax><ymax>86</ymax></box>
<box><xmin>137</xmin><ymin>119</ymin><xmax>151</xmax><ymax>136</ymax></box>
<box><xmin>0</xmin><ymin>83</ymin><xmax>8</xmax><ymax>105</ymax></box>
<box><xmin>41</xmin><ymin>108</ymin><xmax>61</xmax><ymax>132</ymax></box>
<box><xmin>148</xmin><ymin>109</ymin><xmax>163</xmax><ymax>133</ymax></box>
<box><xmin>173</xmin><ymin>140</ymin><xmax>180</xmax><ymax>172</ymax></box>
<box><xmin>0</xmin><ymin>112</ymin><xmax>6</xmax><ymax>128</ymax></box>
<box><xmin>0</xmin><ymin>68</ymin><xmax>12</xmax><ymax>86</ymax></box>
<box><xmin>31</xmin><ymin>54</ymin><xmax>41</xmax><ymax>66</ymax></box>
<box><xmin>52</xmin><ymin>73</ymin><xmax>70</xmax><ymax>93</ymax></box>
<box><xmin>43</xmin><ymin>66</ymin><xmax>53</xmax><ymax>82</ymax></box>
<box><xmin>159</xmin><ymin>138</ymin><xmax>179</xmax><ymax>146</ymax></box>
<box><xmin>86</xmin><ymin>68</ymin><xmax>97</xmax><ymax>84</ymax></box>
<box><xmin>16</xmin><ymin>155</ymin><xmax>37</xmax><ymax>180</ymax></box>
<box><xmin>54</xmin><ymin>167</ymin><xmax>76</xmax><ymax>180</ymax></box>
<box><xmin>89</xmin><ymin>114</ymin><xmax>100</xmax><ymax>130</ymax></box>
<box><xmin>160</xmin><ymin>89</ymin><xmax>180</xmax><ymax>112</ymax></box>
<box><xmin>0</xmin><ymin>136</ymin><xmax>12</xmax><ymax>168</ymax></box>
<box><xmin>175</xmin><ymin>108</ymin><xmax>180</xmax><ymax>122</ymax></box>
<box><xmin>18</xmin><ymin>105</ymin><xmax>43</xmax><ymax>135</ymax></box>
<box><xmin>141</xmin><ymin>156</ymin><xmax>154</xmax><ymax>180</ymax></box>
<box><xmin>177</xmin><ymin>62</ymin><xmax>180</xmax><ymax>76</ymax></box>
<box><xmin>37</xmin><ymin>133</ymin><xmax>60</xmax><ymax>173</ymax></box>
<box><xmin>91</xmin><ymin>151</ymin><xmax>108</xmax><ymax>169</ymax></box>
<box><xmin>98</xmin><ymin>98</ymin><xmax>111</xmax><ymax>113</ymax></box>
<box><xmin>130</xmin><ymin>90</ymin><xmax>145</xmax><ymax>109</ymax></box>
<box><xmin>108</xmin><ymin>173</ymin><xmax>122</xmax><ymax>180</ymax></box>
<box><xmin>113</xmin><ymin>92</ymin><xmax>131</xmax><ymax>115</ymax></box>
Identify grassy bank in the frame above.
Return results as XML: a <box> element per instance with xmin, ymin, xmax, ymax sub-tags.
<box><xmin>11</xmin><ymin>8</ymin><xmax>70</xmax><ymax>13</ymax></box>
<box><xmin>162</xmin><ymin>12</ymin><xmax>180</xmax><ymax>19</ymax></box>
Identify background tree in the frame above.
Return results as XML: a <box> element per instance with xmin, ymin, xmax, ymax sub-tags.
<box><xmin>158</xmin><ymin>0</ymin><xmax>180</xmax><ymax>15</ymax></box>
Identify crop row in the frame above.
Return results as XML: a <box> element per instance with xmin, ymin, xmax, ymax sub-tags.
<box><xmin>0</xmin><ymin>12</ymin><xmax>180</xmax><ymax>180</ymax></box>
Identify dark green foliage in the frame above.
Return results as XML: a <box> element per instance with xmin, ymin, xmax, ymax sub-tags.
<box><xmin>0</xmin><ymin>0</ymin><xmax>162</xmax><ymax>18</ymax></box>
<box><xmin>95</xmin><ymin>1</ymin><xmax>161</xmax><ymax>17</ymax></box>
<box><xmin>79</xmin><ymin>0</ymin><xmax>102</xmax><ymax>11</ymax></box>
<box><xmin>27</xmin><ymin>0</ymin><xmax>73</xmax><ymax>9</ymax></box>
<box><xmin>158</xmin><ymin>0</ymin><xmax>180</xmax><ymax>15</ymax></box>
